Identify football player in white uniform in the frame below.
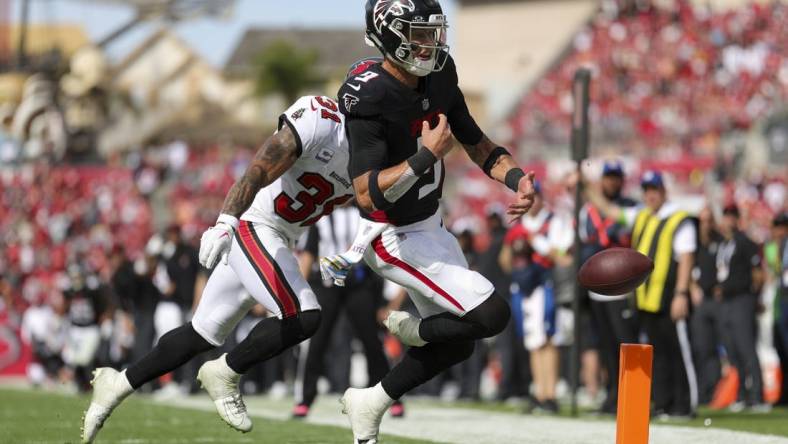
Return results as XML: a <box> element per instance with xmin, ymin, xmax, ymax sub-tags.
<box><xmin>81</xmin><ymin>94</ymin><xmax>358</xmax><ymax>442</ymax></box>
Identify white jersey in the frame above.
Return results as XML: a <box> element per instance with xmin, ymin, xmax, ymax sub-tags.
<box><xmin>242</xmin><ymin>96</ymin><xmax>354</xmax><ymax>242</ymax></box>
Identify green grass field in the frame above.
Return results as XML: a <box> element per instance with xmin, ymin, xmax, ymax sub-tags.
<box><xmin>3</xmin><ymin>386</ymin><xmax>788</xmax><ymax>443</ymax></box>
<box><xmin>0</xmin><ymin>388</ymin><xmax>438</xmax><ymax>444</ymax></box>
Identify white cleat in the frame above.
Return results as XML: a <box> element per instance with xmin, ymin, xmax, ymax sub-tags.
<box><xmin>81</xmin><ymin>368</ymin><xmax>134</xmax><ymax>443</ymax></box>
<box><xmin>197</xmin><ymin>354</ymin><xmax>252</xmax><ymax>433</ymax></box>
<box><xmin>340</xmin><ymin>384</ymin><xmax>394</xmax><ymax>444</ymax></box>
<box><xmin>383</xmin><ymin>311</ymin><xmax>427</xmax><ymax>347</ymax></box>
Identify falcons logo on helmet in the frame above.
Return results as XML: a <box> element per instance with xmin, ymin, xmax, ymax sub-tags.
<box><xmin>373</xmin><ymin>0</ymin><xmax>416</xmax><ymax>33</ymax></box>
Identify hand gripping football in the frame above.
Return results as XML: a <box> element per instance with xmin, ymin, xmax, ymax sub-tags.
<box><xmin>578</xmin><ymin>247</ymin><xmax>654</xmax><ymax>296</ymax></box>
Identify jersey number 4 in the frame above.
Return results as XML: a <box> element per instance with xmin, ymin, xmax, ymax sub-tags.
<box><xmin>274</xmin><ymin>172</ymin><xmax>353</xmax><ymax>226</ymax></box>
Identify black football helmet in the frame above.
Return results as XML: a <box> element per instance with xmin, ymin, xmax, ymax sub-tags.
<box><xmin>364</xmin><ymin>0</ymin><xmax>449</xmax><ymax>77</ymax></box>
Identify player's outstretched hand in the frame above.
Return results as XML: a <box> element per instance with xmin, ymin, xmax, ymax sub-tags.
<box><xmin>507</xmin><ymin>171</ymin><xmax>536</xmax><ymax>224</ymax></box>
<box><xmin>319</xmin><ymin>254</ymin><xmax>352</xmax><ymax>287</ymax></box>
<box><xmin>421</xmin><ymin>114</ymin><xmax>454</xmax><ymax>159</ymax></box>
<box><xmin>199</xmin><ymin>223</ymin><xmax>233</xmax><ymax>269</ymax></box>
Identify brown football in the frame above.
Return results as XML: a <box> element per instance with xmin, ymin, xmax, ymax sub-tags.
<box><xmin>578</xmin><ymin>247</ymin><xmax>654</xmax><ymax>295</ymax></box>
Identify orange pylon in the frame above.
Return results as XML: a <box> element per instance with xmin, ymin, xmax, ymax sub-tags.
<box><xmin>616</xmin><ymin>344</ymin><xmax>653</xmax><ymax>444</ymax></box>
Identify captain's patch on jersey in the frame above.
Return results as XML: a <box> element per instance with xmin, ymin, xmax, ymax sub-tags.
<box><xmin>343</xmin><ymin>93</ymin><xmax>360</xmax><ymax>112</ymax></box>
<box><xmin>316</xmin><ymin>148</ymin><xmax>335</xmax><ymax>163</ymax></box>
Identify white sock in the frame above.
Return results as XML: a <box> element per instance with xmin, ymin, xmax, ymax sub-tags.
<box><xmin>221</xmin><ymin>353</ymin><xmax>241</xmax><ymax>378</ymax></box>
<box><xmin>370</xmin><ymin>383</ymin><xmax>395</xmax><ymax>410</ymax></box>
<box><xmin>118</xmin><ymin>369</ymin><xmax>134</xmax><ymax>395</ymax></box>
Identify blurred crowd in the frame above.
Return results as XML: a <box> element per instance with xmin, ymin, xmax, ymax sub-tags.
<box><xmin>509</xmin><ymin>0</ymin><xmax>788</xmax><ymax>157</ymax></box>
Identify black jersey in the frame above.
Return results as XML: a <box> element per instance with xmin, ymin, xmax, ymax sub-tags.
<box><xmin>339</xmin><ymin>54</ymin><xmax>483</xmax><ymax>226</ymax></box>
<box><xmin>65</xmin><ymin>286</ymin><xmax>107</xmax><ymax>327</ymax></box>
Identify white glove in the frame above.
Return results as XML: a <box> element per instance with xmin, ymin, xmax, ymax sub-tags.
<box><xmin>319</xmin><ymin>254</ymin><xmax>353</xmax><ymax>286</ymax></box>
<box><xmin>199</xmin><ymin>215</ymin><xmax>238</xmax><ymax>269</ymax></box>
<box><xmin>318</xmin><ymin>219</ymin><xmax>389</xmax><ymax>287</ymax></box>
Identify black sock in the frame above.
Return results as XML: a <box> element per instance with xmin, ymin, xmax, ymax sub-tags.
<box><xmin>225</xmin><ymin>310</ymin><xmax>321</xmax><ymax>374</ymax></box>
<box><xmin>381</xmin><ymin>341</ymin><xmax>475</xmax><ymax>399</ymax></box>
<box><xmin>125</xmin><ymin>322</ymin><xmax>214</xmax><ymax>390</ymax></box>
<box><xmin>419</xmin><ymin>293</ymin><xmax>510</xmax><ymax>343</ymax></box>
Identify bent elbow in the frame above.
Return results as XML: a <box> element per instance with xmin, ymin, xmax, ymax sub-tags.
<box><xmin>356</xmin><ymin>192</ymin><xmax>376</xmax><ymax>213</ymax></box>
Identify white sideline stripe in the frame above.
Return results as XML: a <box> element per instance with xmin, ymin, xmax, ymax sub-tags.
<box><xmin>677</xmin><ymin>319</ymin><xmax>700</xmax><ymax>411</ymax></box>
<box><xmin>293</xmin><ymin>338</ymin><xmax>309</xmax><ymax>404</ymax></box>
<box><xmin>165</xmin><ymin>395</ymin><xmax>788</xmax><ymax>444</ymax></box>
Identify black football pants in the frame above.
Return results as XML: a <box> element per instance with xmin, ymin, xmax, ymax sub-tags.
<box><xmin>590</xmin><ymin>297</ymin><xmax>638</xmax><ymax>411</ymax></box>
<box><xmin>640</xmin><ymin>310</ymin><xmax>697</xmax><ymax>415</ymax></box>
<box><xmin>719</xmin><ymin>294</ymin><xmax>764</xmax><ymax>405</ymax></box>
<box><xmin>690</xmin><ymin>297</ymin><xmax>722</xmax><ymax>404</ymax></box>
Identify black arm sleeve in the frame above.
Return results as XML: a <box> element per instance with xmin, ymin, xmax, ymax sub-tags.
<box><xmin>347</xmin><ymin>117</ymin><xmax>389</xmax><ymax>179</ymax></box>
<box><xmin>447</xmin><ymin>86</ymin><xmax>483</xmax><ymax>146</ymax></box>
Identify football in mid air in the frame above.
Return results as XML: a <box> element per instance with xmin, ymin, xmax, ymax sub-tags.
<box><xmin>578</xmin><ymin>247</ymin><xmax>654</xmax><ymax>296</ymax></box>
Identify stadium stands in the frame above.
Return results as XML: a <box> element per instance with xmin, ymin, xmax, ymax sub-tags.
<box><xmin>0</xmin><ymin>163</ymin><xmax>152</xmax><ymax>307</ymax></box>
<box><xmin>507</xmin><ymin>1</ymin><xmax>787</xmax><ymax>157</ymax></box>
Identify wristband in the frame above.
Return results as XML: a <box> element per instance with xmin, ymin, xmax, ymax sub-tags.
<box><xmin>504</xmin><ymin>168</ymin><xmax>526</xmax><ymax>193</ymax></box>
<box><xmin>407</xmin><ymin>146</ymin><xmax>438</xmax><ymax>176</ymax></box>
<box><xmin>217</xmin><ymin>214</ymin><xmax>239</xmax><ymax>230</ymax></box>
<box><xmin>383</xmin><ymin>166</ymin><xmax>419</xmax><ymax>203</ymax></box>
<box><xmin>482</xmin><ymin>147</ymin><xmax>510</xmax><ymax>177</ymax></box>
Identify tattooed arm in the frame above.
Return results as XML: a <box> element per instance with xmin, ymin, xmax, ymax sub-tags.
<box><xmin>220</xmin><ymin>124</ymin><xmax>299</xmax><ymax>218</ymax></box>
<box><xmin>198</xmin><ymin>125</ymin><xmax>300</xmax><ymax>269</ymax></box>
<box><xmin>463</xmin><ymin>135</ymin><xmax>520</xmax><ymax>184</ymax></box>
<box><xmin>463</xmin><ymin>134</ymin><xmax>536</xmax><ymax>223</ymax></box>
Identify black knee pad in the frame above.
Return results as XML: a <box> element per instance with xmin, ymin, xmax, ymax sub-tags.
<box><xmin>283</xmin><ymin>309</ymin><xmax>322</xmax><ymax>342</ymax></box>
<box><xmin>466</xmin><ymin>293</ymin><xmax>511</xmax><ymax>337</ymax></box>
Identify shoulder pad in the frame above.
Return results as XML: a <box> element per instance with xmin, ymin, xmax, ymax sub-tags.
<box><xmin>338</xmin><ymin>70</ymin><xmax>387</xmax><ymax>118</ymax></box>
<box><xmin>280</xmin><ymin>95</ymin><xmax>343</xmax><ymax>157</ymax></box>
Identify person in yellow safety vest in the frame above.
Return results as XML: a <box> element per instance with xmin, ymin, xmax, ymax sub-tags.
<box><xmin>586</xmin><ymin>169</ymin><xmax>698</xmax><ymax>419</ymax></box>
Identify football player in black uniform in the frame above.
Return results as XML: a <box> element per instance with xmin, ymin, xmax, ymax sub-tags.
<box><xmin>337</xmin><ymin>1</ymin><xmax>536</xmax><ymax>442</ymax></box>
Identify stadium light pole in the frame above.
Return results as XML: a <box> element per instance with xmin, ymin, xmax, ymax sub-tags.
<box><xmin>570</xmin><ymin>68</ymin><xmax>591</xmax><ymax>417</ymax></box>
<box><xmin>16</xmin><ymin>0</ymin><xmax>30</xmax><ymax>69</ymax></box>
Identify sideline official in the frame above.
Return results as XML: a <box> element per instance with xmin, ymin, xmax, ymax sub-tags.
<box><xmin>716</xmin><ymin>204</ymin><xmax>768</xmax><ymax>412</ymax></box>
<box><xmin>588</xmin><ymin>170</ymin><xmax>698</xmax><ymax>418</ymax></box>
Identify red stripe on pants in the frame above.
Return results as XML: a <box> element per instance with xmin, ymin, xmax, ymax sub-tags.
<box><xmin>239</xmin><ymin>221</ymin><xmax>298</xmax><ymax>317</ymax></box>
<box><xmin>371</xmin><ymin>235</ymin><xmax>464</xmax><ymax>312</ymax></box>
